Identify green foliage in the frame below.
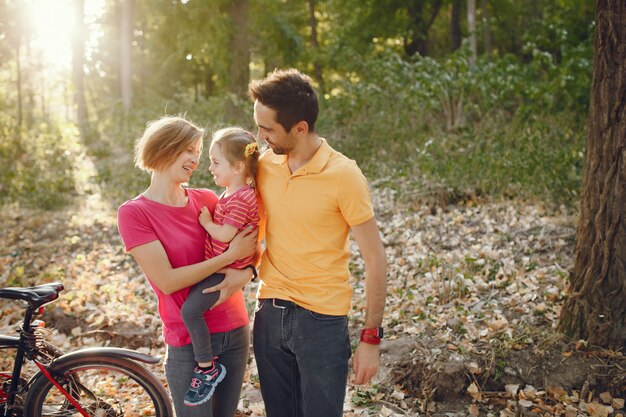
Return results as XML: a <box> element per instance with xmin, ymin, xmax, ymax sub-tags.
<box><xmin>0</xmin><ymin>119</ymin><xmax>80</xmax><ymax>209</ymax></box>
<box><xmin>322</xmin><ymin>43</ymin><xmax>588</xmax><ymax>206</ymax></box>
<box><xmin>89</xmin><ymin>93</ymin><xmax>254</xmax><ymax>205</ymax></box>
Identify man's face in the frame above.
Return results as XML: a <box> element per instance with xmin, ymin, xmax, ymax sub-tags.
<box><xmin>253</xmin><ymin>100</ymin><xmax>296</xmax><ymax>155</ymax></box>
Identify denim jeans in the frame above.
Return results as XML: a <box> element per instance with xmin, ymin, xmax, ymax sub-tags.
<box><xmin>253</xmin><ymin>299</ymin><xmax>351</xmax><ymax>417</ymax></box>
<box><xmin>164</xmin><ymin>324</ymin><xmax>250</xmax><ymax>417</ymax></box>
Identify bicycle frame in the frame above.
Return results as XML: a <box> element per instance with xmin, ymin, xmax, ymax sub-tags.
<box><xmin>0</xmin><ymin>299</ymin><xmax>162</xmax><ymax>417</ymax></box>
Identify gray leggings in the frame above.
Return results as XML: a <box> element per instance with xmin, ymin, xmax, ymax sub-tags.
<box><xmin>180</xmin><ymin>273</ymin><xmax>225</xmax><ymax>363</ymax></box>
<box><xmin>164</xmin><ymin>324</ymin><xmax>250</xmax><ymax>417</ymax></box>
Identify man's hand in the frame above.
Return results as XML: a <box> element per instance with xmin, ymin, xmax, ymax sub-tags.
<box><xmin>351</xmin><ymin>342</ymin><xmax>380</xmax><ymax>385</ymax></box>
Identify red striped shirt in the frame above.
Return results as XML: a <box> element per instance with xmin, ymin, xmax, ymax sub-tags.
<box><xmin>204</xmin><ymin>185</ymin><xmax>259</xmax><ymax>269</ymax></box>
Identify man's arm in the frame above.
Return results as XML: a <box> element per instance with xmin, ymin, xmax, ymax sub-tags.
<box><xmin>350</xmin><ymin>217</ymin><xmax>387</xmax><ymax>385</ymax></box>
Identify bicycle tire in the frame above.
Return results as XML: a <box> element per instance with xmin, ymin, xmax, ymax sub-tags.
<box><xmin>23</xmin><ymin>354</ymin><xmax>172</xmax><ymax>417</ymax></box>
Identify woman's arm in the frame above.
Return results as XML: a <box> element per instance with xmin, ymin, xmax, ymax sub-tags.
<box><xmin>129</xmin><ymin>227</ymin><xmax>258</xmax><ymax>294</ymax></box>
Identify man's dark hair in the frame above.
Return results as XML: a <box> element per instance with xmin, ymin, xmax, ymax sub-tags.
<box><xmin>248</xmin><ymin>68</ymin><xmax>319</xmax><ymax>132</ymax></box>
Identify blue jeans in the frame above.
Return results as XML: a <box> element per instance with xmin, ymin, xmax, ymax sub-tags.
<box><xmin>253</xmin><ymin>299</ymin><xmax>351</xmax><ymax>417</ymax></box>
<box><xmin>164</xmin><ymin>324</ymin><xmax>250</xmax><ymax>417</ymax></box>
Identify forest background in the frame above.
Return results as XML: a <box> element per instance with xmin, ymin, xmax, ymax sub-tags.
<box><xmin>2</xmin><ymin>1</ymin><xmax>624</xmax><ymax>417</ymax></box>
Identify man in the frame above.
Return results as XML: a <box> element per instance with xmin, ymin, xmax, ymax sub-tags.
<box><xmin>249</xmin><ymin>68</ymin><xmax>387</xmax><ymax>417</ymax></box>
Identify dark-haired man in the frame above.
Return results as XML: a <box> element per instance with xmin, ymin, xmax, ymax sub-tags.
<box><xmin>249</xmin><ymin>69</ymin><xmax>388</xmax><ymax>417</ymax></box>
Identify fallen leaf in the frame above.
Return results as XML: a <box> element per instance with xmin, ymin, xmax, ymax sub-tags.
<box><xmin>468</xmin><ymin>404</ymin><xmax>479</xmax><ymax>416</ymax></box>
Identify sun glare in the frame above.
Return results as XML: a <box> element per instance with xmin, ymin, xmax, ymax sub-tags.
<box><xmin>25</xmin><ymin>0</ymin><xmax>104</xmax><ymax>71</ymax></box>
<box><xmin>26</xmin><ymin>0</ymin><xmax>75</xmax><ymax>70</ymax></box>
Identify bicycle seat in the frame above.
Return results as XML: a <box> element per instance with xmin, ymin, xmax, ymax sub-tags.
<box><xmin>0</xmin><ymin>282</ymin><xmax>64</xmax><ymax>308</ymax></box>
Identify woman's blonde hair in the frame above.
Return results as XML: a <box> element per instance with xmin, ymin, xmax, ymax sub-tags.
<box><xmin>134</xmin><ymin>116</ymin><xmax>205</xmax><ymax>172</ymax></box>
<box><xmin>211</xmin><ymin>127</ymin><xmax>260</xmax><ymax>181</ymax></box>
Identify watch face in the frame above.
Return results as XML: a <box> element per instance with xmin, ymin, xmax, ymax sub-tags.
<box><xmin>378</xmin><ymin>328</ymin><xmax>384</xmax><ymax>338</ymax></box>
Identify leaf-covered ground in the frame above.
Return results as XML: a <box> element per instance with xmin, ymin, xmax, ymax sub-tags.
<box><xmin>0</xmin><ymin>185</ymin><xmax>624</xmax><ymax>417</ymax></box>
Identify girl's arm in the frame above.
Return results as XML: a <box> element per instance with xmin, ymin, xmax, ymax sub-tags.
<box><xmin>199</xmin><ymin>206</ymin><xmax>238</xmax><ymax>243</ymax></box>
<box><xmin>129</xmin><ymin>227</ymin><xmax>258</xmax><ymax>294</ymax></box>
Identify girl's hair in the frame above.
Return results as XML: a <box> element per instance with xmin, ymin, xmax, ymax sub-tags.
<box><xmin>134</xmin><ymin>116</ymin><xmax>205</xmax><ymax>172</ymax></box>
<box><xmin>211</xmin><ymin>127</ymin><xmax>260</xmax><ymax>181</ymax></box>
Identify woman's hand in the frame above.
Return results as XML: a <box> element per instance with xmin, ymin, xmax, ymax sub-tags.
<box><xmin>202</xmin><ymin>267</ymin><xmax>253</xmax><ymax>307</ymax></box>
<box><xmin>226</xmin><ymin>226</ymin><xmax>258</xmax><ymax>261</ymax></box>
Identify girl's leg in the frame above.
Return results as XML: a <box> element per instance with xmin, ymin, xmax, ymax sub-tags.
<box><xmin>180</xmin><ymin>273</ymin><xmax>225</xmax><ymax>364</ymax></box>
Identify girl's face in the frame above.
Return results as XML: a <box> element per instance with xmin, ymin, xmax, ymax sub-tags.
<box><xmin>164</xmin><ymin>138</ymin><xmax>202</xmax><ymax>183</ymax></box>
<box><xmin>209</xmin><ymin>144</ymin><xmax>241</xmax><ymax>188</ymax></box>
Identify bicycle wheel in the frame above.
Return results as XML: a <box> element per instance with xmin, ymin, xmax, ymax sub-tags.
<box><xmin>23</xmin><ymin>355</ymin><xmax>172</xmax><ymax>417</ymax></box>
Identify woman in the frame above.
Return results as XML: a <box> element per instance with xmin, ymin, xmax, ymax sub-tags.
<box><xmin>117</xmin><ymin>116</ymin><xmax>257</xmax><ymax>417</ymax></box>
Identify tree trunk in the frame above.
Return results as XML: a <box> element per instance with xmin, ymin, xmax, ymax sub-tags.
<box><xmin>16</xmin><ymin>44</ymin><xmax>22</xmax><ymax>128</ymax></box>
<box><xmin>72</xmin><ymin>0</ymin><xmax>89</xmax><ymax>138</ymax></box>
<box><xmin>467</xmin><ymin>0</ymin><xmax>477</xmax><ymax>67</ymax></box>
<box><xmin>404</xmin><ymin>0</ymin><xmax>442</xmax><ymax>57</ymax></box>
<box><xmin>227</xmin><ymin>0</ymin><xmax>249</xmax><ymax>99</ymax></box>
<box><xmin>120</xmin><ymin>0</ymin><xmax>134</xmax><ymax>110</ymax></box>
<box><xmin>450</xmin><ymin>0</ymin><xmax>462</xmax><ymax>52</ymax></box>
<box><xmin>482</xmin><ymin>0</ymin><xmax>492</xmax><ymax>57</ymax></box>
<box><xmin>557</xmin><ymin>0</ymin><xmax>626</xmax><ymax>350</ymax></box>
<box><xmin>309</xmin><ymin>0</ymin><xmax>324</xmax><ymax>96</ymax></box>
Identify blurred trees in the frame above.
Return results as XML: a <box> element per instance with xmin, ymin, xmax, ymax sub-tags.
<box><xmin>0</xmin><ymin>0</ymin><xmax>595</xmax><ymax>207</ymax></box>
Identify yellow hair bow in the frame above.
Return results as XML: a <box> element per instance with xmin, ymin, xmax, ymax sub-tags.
<box><xmin>244</xmin><ymin>142</ymin><xmax>258</xmax><ymax>158</ymax></box>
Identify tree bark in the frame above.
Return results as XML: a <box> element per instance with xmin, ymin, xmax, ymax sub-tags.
<box><xmin>557</xmin><ymin>0</ymin><xmax>626</xmax><ymax>350</ymax></box>
<box><xmin>309</xmin><ymin>0</ymin><xmax>324</xmax><ymax>96</ymax></box>
<box><xmin>120</xmin><ymin>0</ymin><xmax>134</xmax><ymax>110</ymax></box>
<box><xmin>467</xmin><ymin>0</ymin><xmax>477</xmax><ymax>67</ymax></box>
<box><xmin>450</xmin><ymin>0</ymin><xmax>462</xmax><ymax>52</ymax></box>
<box><xmin>481</xmin><ymin>0</ymin><xmax>492</xmax><ymax>57</ymax></box>
<box><xmin>72</xmin><ymin>0</ymin><xmax>89</xmax><ymax>138</ymax></box>
<box><xmin>404</xmin><ymin>0</ymin><xmax>442</xmax><ymax>57</ymax></box>
<box><xmin>227</xmin><ymin>0</ymin><xmax>250</xmax><ymax>99</ymax></box>
<box><xmin>16</xmin><ymin>44</ymin><xmax>22</xmax><ymax>128</ymax></box>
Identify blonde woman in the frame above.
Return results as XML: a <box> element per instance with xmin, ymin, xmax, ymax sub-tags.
<box><xmin>117</xmin><ymin>116</ymin><xmax>257</xmax><ymax>417</ymax></box>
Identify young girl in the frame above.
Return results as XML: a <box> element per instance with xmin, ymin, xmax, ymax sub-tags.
<box><xmin>181</xmin><ymin>127</ymin><xmax>260</xmax><ymax>407</ymax></box>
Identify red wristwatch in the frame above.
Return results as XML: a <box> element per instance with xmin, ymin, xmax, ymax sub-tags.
<box><xmin>360</xmin><ymin>328</ymin><xmax>384</xmax><ymax>345</ymax></box>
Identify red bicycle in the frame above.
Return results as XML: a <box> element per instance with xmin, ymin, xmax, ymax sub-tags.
<box><xmin>0</xmin><ymin>282</ymin><xmax>173</xmax><ymax>417</ymax></box>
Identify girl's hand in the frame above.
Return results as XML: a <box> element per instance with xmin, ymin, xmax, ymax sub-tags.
<box><xmin>199</xmin><ymin>206</ymin><xmax>213</xmax><ymax>228</ymax></box>
<box><xmin>202</xmin><ymin>267</ymin><xmax>252</xmax><ymax>307</ymax></box>
<box><xmin>227</xmin><ymin>226</ymin><xmax>258</xmax><ymax>261</ymax></box>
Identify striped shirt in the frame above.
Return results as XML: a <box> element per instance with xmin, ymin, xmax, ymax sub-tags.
<box><xmin>204</xmin><ymin>185</ymin><xmax>259</xmax><ymax>269</ymax></box>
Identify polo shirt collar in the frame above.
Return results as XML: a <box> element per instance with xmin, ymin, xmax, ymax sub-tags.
<box><xmin>270</xmin><ymin>138</ymin><xmax>332</xmax><ymax>175</ymax></box>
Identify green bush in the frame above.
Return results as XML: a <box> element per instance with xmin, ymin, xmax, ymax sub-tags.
<box><xmin>0</xmin><ymin>120</ymin><xmax>80</xmax><ymax>209</ymax></box>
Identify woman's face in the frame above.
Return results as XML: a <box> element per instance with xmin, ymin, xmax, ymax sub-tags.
<box><xmin>164</xmin><ymin>138</ymin><xmax>202</xmax><ymax>183</ymax></box>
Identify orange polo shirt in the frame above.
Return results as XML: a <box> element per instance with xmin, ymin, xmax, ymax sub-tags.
<box><xmin>256</xmin><ymin>139</ymin><xmax>374</xmax><ymax>315</ymax></box>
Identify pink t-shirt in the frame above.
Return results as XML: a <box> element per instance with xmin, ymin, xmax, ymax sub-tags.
<box><xmin>117</xmin><ymin>188</ymin><xmax>249</xmax><ymax>347</ymax></box>
<box><xmin>205</xmin><ymin>186</ymin><xmax>259</xmax><ymax>269</ymax></box>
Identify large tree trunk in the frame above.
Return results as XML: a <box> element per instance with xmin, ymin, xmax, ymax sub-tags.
<box><xmin>225</xmin><ymin>0</ymin><xmax>249</xmax><ymax>122</ymax></box>
<box><xmin>120</xmin><ymin>0</ymin><xmax>134</xmax><ymax>110</ymax></box>
<box><xmin>467</xmin><ymin>0</ymin><xmax>477</xmax><ymax>67</ymax></box>
<box><xmin>404</xmin><ymin>0</ymin><xmax>442</xmax><ymax>57</ymax></box>
<box><xmin>557</xmin><ymin>0</ymin><xmax>626</xmax><ymax>350</ymax></box>
<box><xmin>309</xmin><ymin>0</ymin><xmax>324</xmax><ymax>96</ymax></box>
<box><xmin>16</xmin><ymin>44</ymin><xmax>22</xmax><ymax>129</ymax></box>
<box><xmin>72</xmin><ymin>0</ymin><xmax>89</xmax><ymax>138</ymax></box>
<box><xmin>450</xmin><ymin>0</ymin><xmax>462</xmax><ymax>52</ymax></box>
<box><xmin>228</xmin><ymin>0</ymin><xmax>249</xmax><ymax>99</ymax></box>
<box><xmin>481</xmin><ymin>0</ymin><xmax>492</xmax><ymax>57</ymax></box>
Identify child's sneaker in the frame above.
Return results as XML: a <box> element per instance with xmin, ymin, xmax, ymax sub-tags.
<box><xmin>184</xmin><ymin>362</ymin><xmax>227</xmax><ymax>406</ymax></box>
